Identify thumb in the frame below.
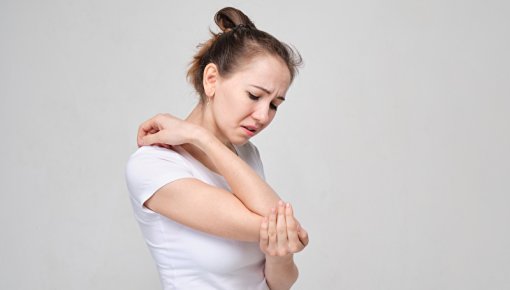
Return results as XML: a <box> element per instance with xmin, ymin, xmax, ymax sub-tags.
<box><xmin>297</xmin><ymin>224</ymin><xmax>309</xmax><ymax>246</ymax></box>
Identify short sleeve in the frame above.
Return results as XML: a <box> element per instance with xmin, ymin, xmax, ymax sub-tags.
<box><xmin>125</xmin><ymin>145</ymin><xmax>193</xmax><ymax>212</ymax></box>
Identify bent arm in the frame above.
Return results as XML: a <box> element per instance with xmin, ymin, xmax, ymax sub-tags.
<box><xmin>192</xmin><ymin>130</ymin><xmax>281</xmax><ymax>215</ymax></box>
<box><xmin>145</xmin><ymin>178</ymin><xmax>263</xmax><ymax>241</ymax></box>
<box><xmin>137</xmin><ymin>114</ymin><xmax>281</xmax><ymax>216</ymax></box>
<box><xmin>136</xmin><ymin>114</ymin><xmax>295</xmax><ymax>242</ymax></box>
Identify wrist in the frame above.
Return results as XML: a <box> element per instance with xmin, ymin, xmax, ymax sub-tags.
<box><xmin>188</xmin><ymin>125</ymin><xmax>212</xmax><ymax>147</ymax></box>
<box><xmin>265</xmin><ymin>254</ymin><xmax>294</xmax><ymax>266</ymax></box>
<box><xmin>264</xmin><ymin>254</ymin><xmax>298</xmax><ymax>289</ymax></box>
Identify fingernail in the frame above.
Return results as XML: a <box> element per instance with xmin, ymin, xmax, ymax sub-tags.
<box><xmin>286</xmin><ymin>202</ymin><xmax>290</xmax><ymax>208</ymax></box>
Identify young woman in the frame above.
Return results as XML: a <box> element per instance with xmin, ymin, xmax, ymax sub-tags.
<box><xmin>126</xmin><ymin>7</ymin><xmax>308</xmax><ymax>290</ymax></box>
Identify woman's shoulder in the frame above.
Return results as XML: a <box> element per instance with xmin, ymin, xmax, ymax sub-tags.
<box><xmin>126</xmin><ymin>145</ymin><xmax>191</xmax><ymax>174</ymax></box>
<box><xmin>125</xmin><ymin>145</ymin><xmax>194</xmax><ymax>191</ymax></box>
<box><xmin>129</xmin><ymin>145</ymin><xmax>186</xmax><ymax>161</ymax></box>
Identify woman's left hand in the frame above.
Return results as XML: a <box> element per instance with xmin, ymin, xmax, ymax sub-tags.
<box><xmin>259</xmin><ymin>201</ymin><xmax>309</xmax><ymax>257</ymax></box>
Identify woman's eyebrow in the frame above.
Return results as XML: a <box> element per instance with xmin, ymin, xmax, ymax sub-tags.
<box><xmin>251</xmin><ymin>85</ymin><xmax>286</xmax><ymax>101</ymax></box>
<box><xmin>251</xmin><ymin>84</ymin><xmax>272</xmax><ymax>94</ymax></box>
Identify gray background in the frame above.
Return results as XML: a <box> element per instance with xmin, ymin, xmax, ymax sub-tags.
<box><xmin>1</xmin><ymin>0</ymin><xmax>509</xmax><ymax>289</ymax></box>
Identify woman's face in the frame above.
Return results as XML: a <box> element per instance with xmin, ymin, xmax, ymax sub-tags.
<box><xmin>209</xmin><ymin>55</ymin><xmax>291</xmax><ymax>145</ymax></box>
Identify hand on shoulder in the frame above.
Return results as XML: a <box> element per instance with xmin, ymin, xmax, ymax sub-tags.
<box><xmin>137</xmin><ymin>113</ymin><xmax>205</xmax><ymax>148</ymax></box>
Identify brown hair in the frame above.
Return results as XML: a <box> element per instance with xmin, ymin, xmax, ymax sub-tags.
<box><xmin>187</xmin><ymin>7</ymin><xmax>302</xmax><ymax>102</ymax></box>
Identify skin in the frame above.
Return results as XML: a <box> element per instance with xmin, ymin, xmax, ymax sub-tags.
<box><xmin>137</xmin><ymin>54</ymin><xmax>308</xmax><ymax>290</ymax></box>
<box><xmin>200</xmin><ymin>54</ymin><xmax>288</xmax><ymax>146</ymax></box>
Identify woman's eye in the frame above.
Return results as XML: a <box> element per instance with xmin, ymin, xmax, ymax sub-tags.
<box><xmin>248</xmin><ymin>93</ymin><xmax>260</xmax><ymax>100</ymax></box>
<box><xmin>270</xmin><ymin>103</ymin><xmax>278</xmax><ymax>111</ymax></box>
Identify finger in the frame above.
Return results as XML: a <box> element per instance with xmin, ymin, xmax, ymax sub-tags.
<box><xmin>259</xmin><ymin>216</ymin><xmax>269</xmax><ymax>251</ymax></box>
<box><xmin>276</xmin><ymin>200</ymin><xmax>288</xmax><ymax>255</ymax></box>
<box><xmin>137</xmin><ymin>119</ymin><xmax>158</xmax><ymax>147</ymax></box>
<box><xmin>139</xmin><ymin>131</ymin><xmax>166</xmax><ymax>147</ymax></box>
<box><xmin>285</xmin><ymin>203</ymin><xmax>301</xmax><ymax>252</ymax></box>
<box><xmin>140</xmin><ymin>116</ymin><xmax>159</xmax><ymax>133</ymax></box>
<box><xmin>137</xmin><ymin>115</ymin><xmax>165</xmax><ymax>146</ymax></box>
<box><xmin>267</xmin><ymin>207</ymin><xmax>277</xmax><ymax>255</ymax></box>
<box><xmin>154</xmin><ymin>143</ymin><xmax>171</xmax><ymax>149</ymax></box>
<box><xmin>137</xmin><ymin>124</ymin><xmax>147</xmax><ymax>147</ymax></box>
<box><xmin>297</xmin><ymin>224</ymin><xmax>309</xmax><ymax>247</ymax></box>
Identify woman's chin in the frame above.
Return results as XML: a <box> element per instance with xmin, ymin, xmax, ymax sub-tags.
<box><xmin>230</xmin><ymin>136</ymin><xmax>251</xmax><ymax>146</ymax></box>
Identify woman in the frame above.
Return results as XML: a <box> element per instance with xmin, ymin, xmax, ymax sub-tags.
<box><xmin>126</xmin><ymin>7</ymin><xmax>308</xmax><ymax>290</ymax></box>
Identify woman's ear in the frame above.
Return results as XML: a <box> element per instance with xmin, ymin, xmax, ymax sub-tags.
<box><xmin>203</xmin><ymin>63</ymin><xmax>219</xmax><ymax>99</ymax></box>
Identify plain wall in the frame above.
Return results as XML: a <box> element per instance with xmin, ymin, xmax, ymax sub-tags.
<box><xmin>1</xmin><ymin>0</ymin><xmax>509</xmax><ymax>289</ymax></box>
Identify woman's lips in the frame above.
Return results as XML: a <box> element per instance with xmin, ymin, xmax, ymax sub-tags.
<box><xmin>241</xmin><ymin>126</ymin><xmax>257</xmax><ymax>137</ymax></box>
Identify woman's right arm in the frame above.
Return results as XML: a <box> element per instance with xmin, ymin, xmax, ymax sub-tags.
<box><xmin>138</xmin><ymin>114</ymin><xmax>283</xmax><ymax>217</ymax></box>
<box><xmin>136</xmin><ymin>114</ymin><xmax>294</xmax><ymax>242</ymax></box>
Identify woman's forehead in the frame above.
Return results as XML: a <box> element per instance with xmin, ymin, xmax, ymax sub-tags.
<box><xmin>232</xmin><ymin>55</ymin><xmax>291</xmax><ymax>85</ymax></box>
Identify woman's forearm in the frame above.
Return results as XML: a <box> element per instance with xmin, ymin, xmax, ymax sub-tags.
<box><xmin>265</xmin><ymin>255</ymin><xmax>299</xmax><ymax>290</ymax></box>
<box><xmin>192</xmin><ymin>128</ymin><xmax>280</xmax><ymax>215</ymax></box>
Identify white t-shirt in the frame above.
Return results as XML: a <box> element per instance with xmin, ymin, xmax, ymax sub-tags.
<box><xmin>125</xmin><ymin>143</ymin><xmax>269</xmax><ymax>290</ymax></box>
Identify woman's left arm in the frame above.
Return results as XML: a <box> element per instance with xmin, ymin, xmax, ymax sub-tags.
<box><xmin>261</xmin><ymin>201</ymin><xmax>309</xmax><ymax>290</ymax></box>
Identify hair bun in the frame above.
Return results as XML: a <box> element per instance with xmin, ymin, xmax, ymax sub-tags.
<box><xmin>214</xmin><ymin>7</ymin><xmax>256</xmax><ymax>32</ymax></box>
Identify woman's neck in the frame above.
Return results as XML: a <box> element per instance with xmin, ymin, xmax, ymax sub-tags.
<box><xmin>185</xmin><ymin>103</ymin><xmax>236</xmax><ymax>153</ymax></box>
<box><xmin>181</xmin><ymin>104</ymin><xmax>236</xmax><ymax>174</ymax></box>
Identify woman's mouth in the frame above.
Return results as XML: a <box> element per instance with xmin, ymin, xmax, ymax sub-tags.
<box><xmin>241</xmin><ymin>126</ymin><xmax>257</xmax><ymax>136</ymax></box>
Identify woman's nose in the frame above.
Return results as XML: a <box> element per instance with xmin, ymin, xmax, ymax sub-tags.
<box><xmin>252</xmin><ymin>104</ymin><xmax>270</xmax><ymax>125</ymax></box>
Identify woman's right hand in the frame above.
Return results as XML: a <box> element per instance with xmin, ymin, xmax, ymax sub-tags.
<box><xmin>137</xmin><ymin>113</ymin><xmax>202</xmax><ymax>148</ymax></box>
